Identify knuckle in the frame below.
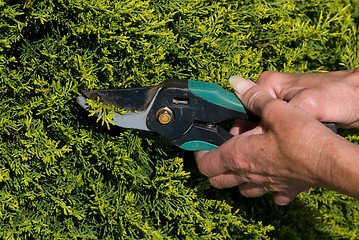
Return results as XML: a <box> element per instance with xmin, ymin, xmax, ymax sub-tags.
<box><xmin>197</xmin><ymin>162</ymin><xmax>216</xmax><ymax>177</ymax></box>
<box><xmin>257</xmin><ymin>71</ymin><xmax>277</xmax><ymax>83</ymax></box>
<box><xmin>242</xmin><ymin>83</ymin><xmax>279</xmax><ymax>117</ymax></box>
<box><xmin>257</xmin><ymin>71</ymin><xmax>286</xmax><ymax>86</ymax></box>
<box><xmin>246</xmin><ymin>89</ymin><xmax>271</xmax><ymax>113</ymax></box>
<box><xmin>198</xmin><ymin>167</ymin><xmax>210</xmax><ymax>177</ymax></box>
<box><xmin>195</xmin><ymin>154</ymin><xmax>212</xmax><ymax>177</ymax></box>
<box><xmin>293</xmin><ymin>91</ymin><xmax>324</xmax><ymax>119</ymax></box>
<box><xmin>260</xmin><ymin>98</ymin><xmax>282</xmax><ymax>121</ymax></box>
<box><xmin>229</xmin><ymin>150</ymin><xmax>250</xmax><ymax>172</ymax></box>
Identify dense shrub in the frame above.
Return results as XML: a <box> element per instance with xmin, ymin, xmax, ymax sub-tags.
<box><xmin>1</xmin><ymin>0</ymin><xmax>359</xmax><ymax>239</ymax></box>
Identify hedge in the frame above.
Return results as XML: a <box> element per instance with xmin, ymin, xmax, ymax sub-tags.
<box><xmin>1</xmin><ymin>0</ymin><xmax>359</xmax><ymax>239</ymax></box>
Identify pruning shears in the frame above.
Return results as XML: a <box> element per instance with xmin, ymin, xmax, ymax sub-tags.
<box><xmin>77</xmin><ymin>79</ymin><xmax>337</xmax><ymax>151</ymax></box>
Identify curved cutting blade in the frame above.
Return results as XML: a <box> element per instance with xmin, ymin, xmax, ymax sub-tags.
<box><xmin>77</xmin><ymin>85</ymin><xmax>161</xmax><ymax>131</ymax></box>
<box><xmin>82</xmin><ymin>85</ymin><xmax>160</xmax><ymax>112</ymax></box>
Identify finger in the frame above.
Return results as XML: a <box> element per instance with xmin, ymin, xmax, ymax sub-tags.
<box><xmin>195</xmin><ymin>126</ymin><xmax>264</xmax><ymax>178</ymax></box>
<box><xmin>208</xmin><ymin>172</ymin><xmax>247</xmax><ymax>189</ymax></box>
<box><xmin>272</xmin><ymin>191</ymin><xmax>301</xmax><ymax>206</ymax></box>
<box><xmin>230</xmin><ymin>119</ymin><xmax>257</xmax><ymax>135</ymax></box>
<box><xmin>238</xmin><ymin>182</ymin><xmax>268</xmax><ymax>198</ymax></box>
<box><xmin>288</xmin><ymin>89</ymin><xmax>325</xmax><ymax>120</ymax></box>
<box><xmin>194</xmin><ymin>139</ymin><xmax>238</xmax><ymax>178</ymax></box>
<box><xmin>257</xmin><ymin>71</ymin><xmax>290</xmax><ymax>99</ymax></box>
<box><xmin>194</xmin><ymin>148</ymin><xmax>230</xmax><ymax>178</ymax></box>
<box><xmin>229</xmin><ymin>76</ymin><xmax>275</xmax><ymax>116</ymax></box>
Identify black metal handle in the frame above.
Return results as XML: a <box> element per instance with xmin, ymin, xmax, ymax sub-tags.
<box><xmin>322</xmin><ymin>122</ymin><xmax>337</xmax><ymax>133</ymax></box>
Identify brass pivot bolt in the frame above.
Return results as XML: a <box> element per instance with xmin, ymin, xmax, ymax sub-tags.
<box><xmin>156</xmin><ymin>107</ymin><xmax>174</xmax><ymax>125</ymax></box>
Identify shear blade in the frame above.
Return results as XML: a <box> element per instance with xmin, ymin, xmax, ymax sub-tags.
<box><xmin>77</xmin><ymin>85</ymin><xmax>161</xmax><ymax>131</ymax></box>
<box><xmin>82</xmin><ymin>85</ymin><xmax>160</xmax><ymax>112</ymax></box>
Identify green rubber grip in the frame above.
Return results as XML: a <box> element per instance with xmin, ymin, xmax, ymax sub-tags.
<box><xmin>180</xmin><ymin>141</ymin><xmax>218</xmax><ymax>151</ymax></box>
<box><xmin>188</xmin><ymin>80</ymin><xmax>246</xmax><ymax>113</ymax></box>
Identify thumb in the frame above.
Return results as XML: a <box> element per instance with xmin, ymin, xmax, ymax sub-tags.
<box><xmin>229</xmin><ymin>76</ymin><xmax>275</xmax><ymax>116</ymax></box>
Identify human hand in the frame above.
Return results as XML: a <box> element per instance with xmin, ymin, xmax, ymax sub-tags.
<box><xmin>256</xmin><ymin>68</ymin><xmax>359</xmax><ymax>128</ymax></box>
<box><xmin>195</xmin><ymin>77</ymin><xmax>341</xmax><ymax>205</ymax></box>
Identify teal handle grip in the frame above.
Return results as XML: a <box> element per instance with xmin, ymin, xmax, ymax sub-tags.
<box><xmin>178</xmin><ymin>80</ymin><xmax>251</xmax><ymax>151</ymax></box>
<box><xmin>188</xmin><ymin>80</ymin><xmax>247</xmax><ymax>113</ymax></box>
<box><xmin>180</xmin><ymin>141</ymin><xmax>218</xmax><ymax>151</ymax></box>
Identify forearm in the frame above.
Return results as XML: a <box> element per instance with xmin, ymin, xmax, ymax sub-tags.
<box><xmin>317</xmin><ymin>135</ymin><xmax>359</xmax><ymax>198</ymax></box>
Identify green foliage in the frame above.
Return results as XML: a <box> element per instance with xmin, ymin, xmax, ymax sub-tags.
<box><xmin>1</xmin><ymin>0</ymin><xmax>359</xmax><ymax>239</ymax></box>
<box><xmin>86</xmin><ymin>97</ymin><xmax>128</xmax><ymax>130</ymax></box>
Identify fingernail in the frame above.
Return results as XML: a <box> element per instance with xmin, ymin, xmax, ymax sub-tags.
<box><xmin>229</xmin><ymin>75</ymin><xmax>254</xmax><ymax>96</ymax></box>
